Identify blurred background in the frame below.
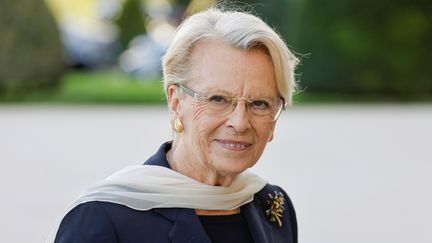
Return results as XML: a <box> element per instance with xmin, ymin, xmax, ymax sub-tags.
<box><xmin>1</xmin><ymin>0</ymin><xmax>431</xmax><ymax>102</ymax></box>
<box><xmin>1</xmin><ymin>0</ymin><xmax>431</xmax><ymax>243</ymax></box>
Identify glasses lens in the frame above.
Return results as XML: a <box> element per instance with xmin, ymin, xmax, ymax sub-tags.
<box><xmin>187</xmin><ymin>88</ymin><xmax>283</xmax><ymax>122</ymax></box>
<box><xmin>218</xmin><ymin>97</ymin><xmax>283</xmax><ymax>122</ymax></box>
<box><xmin>205</xmin><ymin>95</ymin><xmax>233</xmax><ymax>115</ymax></box>
<box><xmin>248</xmin><ymin>98</ymin><xmax>283</xmax><ymax>122</ymax></box>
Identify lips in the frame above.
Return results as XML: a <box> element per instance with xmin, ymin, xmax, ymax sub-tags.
<box><xmin>215</xmin><ymin>139</ymin><xmax>252</xmax><ymax>151</ymax></box>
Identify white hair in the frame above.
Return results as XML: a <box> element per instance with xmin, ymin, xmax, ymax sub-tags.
<box><xmin>162</xmin><ymin>8</ymin><xmax>299</xmax><ymax>105</ymax></box>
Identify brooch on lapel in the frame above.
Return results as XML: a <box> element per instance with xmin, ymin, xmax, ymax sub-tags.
<box><xmin>265</xmin><ymin>191</ymin><xmax>285</xmax><ymax>227</ymax></box>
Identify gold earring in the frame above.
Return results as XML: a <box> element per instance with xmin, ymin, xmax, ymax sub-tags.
<box><xmin>173</xmin><ymin>118</ymin><xmax>184</xmax><ymax>133</ymax></box>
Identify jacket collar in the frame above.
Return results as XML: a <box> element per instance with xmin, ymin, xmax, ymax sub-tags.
<box><xmin>144</xmin><ymin>142</ymin><xmax>273</xmax><ymax>243</ymax></box>
<box><xmin>143</xmin><ymin>141</ymin><xmax>172</xmax><ymax>168</ymax></box>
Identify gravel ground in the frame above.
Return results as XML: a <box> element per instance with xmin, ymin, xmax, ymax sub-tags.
<box><xmin>1</xmin><ymin>104</ymin><xmax>431</xmax><ymax>243</ymax></box>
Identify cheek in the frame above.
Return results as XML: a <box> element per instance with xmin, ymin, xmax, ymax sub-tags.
<box><xmin>190</xmin><ymin>102</ymin><xmax>209</xmax><ymax>131</ymax></box>
<box><xmin>252</xmin><ymin>123</ymin><xmax>274</xmax><ymax>154</ymax></box>
<box><xmin>190</xmin><ymin>102</ymin><xmax>225</xmax><ymax>134</ymax></box>
<box><xmin>187</xmin><ymin>103</ymin><xmax>221</xmax><ymax>159</ymax></box>
<box><xmin>259</xmin><ymin>122</ymin><xmax>274</xmax><ymax>139</ymax></box>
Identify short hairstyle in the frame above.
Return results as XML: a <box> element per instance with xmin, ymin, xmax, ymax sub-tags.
<box><xmin>162</xmin><ymin>8</ymin><xmax>299</xmax><ymax>105</ymax></box>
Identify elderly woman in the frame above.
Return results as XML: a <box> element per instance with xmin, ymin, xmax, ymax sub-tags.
<box><xmin>52</xmin><ymin>7</ymin><xmax>299</xmax><ymax>243</ymax></box>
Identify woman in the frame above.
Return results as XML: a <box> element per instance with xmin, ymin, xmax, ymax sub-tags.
<box><xmin>51</xmin><ymin>7</ymin><xmax>299</xmax><ymax>243</ymax></box>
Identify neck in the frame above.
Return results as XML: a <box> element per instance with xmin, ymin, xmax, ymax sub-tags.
<box><xmin>166</xmin><ymin>141</ymin><xmax>237</xmax><ymax>187</ymax></box>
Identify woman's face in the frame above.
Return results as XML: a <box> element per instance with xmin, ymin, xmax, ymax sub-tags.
<box><xmin>173</xmin><ymin>40</ymin><xmax>278</xmax><ymax>179</ymax></box>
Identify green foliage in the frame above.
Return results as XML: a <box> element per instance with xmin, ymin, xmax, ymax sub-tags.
<box><xmin>176</xmin><ymin>0</ymin><xmax>193</xmax><ymax>8</ymax></box>
<box><xmin>0</xmin><ymin>70</ymin><xmax>166</xmax><ymax>104</ymax></box>
<box><xmin>58</xmin><ymin>71</ymin><xmax>165</xmax><ymax>103</ymax></box>
<box><xmin>240</xmin><ymin>0</ymin><xmax>296</xmax><ymax>42</ymax></box>
<box><xmin>290</xmin><ymin>0</ymin><xmax>432</xmax><ymax>97</ymax></box>
<box><xmin>0</xmin><ymin>0</ymin><xmax>64</xmax><ymax>93</ymax></box>
<box><xmin>115</xmin><ymin>0</ymin><xmax>147</xmax><ymax>48</ymax></box>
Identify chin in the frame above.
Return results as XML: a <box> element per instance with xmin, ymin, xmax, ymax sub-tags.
<box><xmin>212</xmin><ymin>157</ymin><xmax>256</xmax><ymax>176</ymax></box>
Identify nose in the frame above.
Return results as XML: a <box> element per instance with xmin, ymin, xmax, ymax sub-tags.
<box><xmin>225</xmin><ymin>100</ymin><xmax>251</xmax><ymax>133</ymax></box>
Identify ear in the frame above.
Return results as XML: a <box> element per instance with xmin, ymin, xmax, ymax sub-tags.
<box><xmin>167</xmin><ymin>84</ymin><xmax>182</xmax><ymax>127</ymax></box>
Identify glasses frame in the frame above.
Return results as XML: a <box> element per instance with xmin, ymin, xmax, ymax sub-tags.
<box><xmin>174</xmin><ymin>83</ymin><xmax>286</xmax><ymax>121</ymax></box>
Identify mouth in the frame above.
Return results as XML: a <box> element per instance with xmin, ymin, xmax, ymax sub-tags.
<box><xmin>215</xmin><ymin>139</ymin><xmax>252</xmax><ymax>151</ymax></box>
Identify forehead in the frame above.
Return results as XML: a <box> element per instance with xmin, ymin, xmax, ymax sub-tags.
<box><xmin>188</xmin><ymin>39</ymin><xmax>277</xmax><ymax>97</ymax></box>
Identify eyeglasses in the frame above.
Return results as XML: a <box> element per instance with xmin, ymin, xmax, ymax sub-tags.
<box><xmin>175</xmin><ymin>83</ymin><xmax>285</xmax><ymax>122</ymax></box>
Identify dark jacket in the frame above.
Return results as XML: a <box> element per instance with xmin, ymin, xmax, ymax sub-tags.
<box><xmin>55</xmin><ymin>142</ymin><xmax>297</xmax><ymax>243</ymax></box>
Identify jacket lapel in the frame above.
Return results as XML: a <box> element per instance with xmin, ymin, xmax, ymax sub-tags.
<box><xmin>154</xmin><ymin>208</ymin><xmax>211</xmax><ymax>243</ymax></box>
<box><xmin>242</xmin><ymin>201</ymin><xmax>274</xmax><ymax>243</ymax></box>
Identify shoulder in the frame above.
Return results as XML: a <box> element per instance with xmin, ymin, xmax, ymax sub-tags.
<box><xmin>55</xmin><ymin>201</ymin><xmax>173</xmax><ymax>243</ymax></box>
<box><xmin>55</xmin><ymin>201</ymin><xmax>118</xmax><ymax>243</ymax></box>
<box><xmin>254</xmin><ymin>183</ymin><xmax>298</xmax><ymax>242</ymax></box>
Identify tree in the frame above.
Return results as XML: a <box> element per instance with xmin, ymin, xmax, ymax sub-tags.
<box><xmin>115</xmin><ymin>0</ymin><xmax>147</xmax><ymax>49</ymax></box>
<box><xmin>0</xmin><ymin>0</ymin><xmax>64</xmax><ymax>94</ymax></box>
<box><xmin>292</xmin><ymin>0</ymin><xmax>432</xmax><ymax>97</ymax></box>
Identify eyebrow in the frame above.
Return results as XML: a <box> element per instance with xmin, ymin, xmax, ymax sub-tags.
<box><xmin>204</xmin><ymin>89</ymin><xmax>233</xmax><ymax>96</ymax></box>
<box><xmin>205</xmin><ymin>89</ymin><xmax>278</xmax><ymax>99</ymax></box>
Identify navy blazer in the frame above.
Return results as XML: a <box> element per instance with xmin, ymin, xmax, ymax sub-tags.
<box><xmin>55</xmin><ymin>142</ymin><xmax>297</xmax><ymax>243</ymax></box>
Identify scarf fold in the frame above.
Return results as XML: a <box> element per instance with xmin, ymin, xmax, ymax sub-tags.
<box><xmin>47</xmin><ymin>165</ymin><xmax>267</xmax><ymax>242</ymax></box>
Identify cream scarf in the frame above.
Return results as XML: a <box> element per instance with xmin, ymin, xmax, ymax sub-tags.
<box><xmin>47</xmin><ymin>165</ymin><xmax>267</xmax><ymax>242</ymax></box>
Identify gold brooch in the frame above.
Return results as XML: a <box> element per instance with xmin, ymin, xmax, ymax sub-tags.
<box><xmin>265</xmin><ymin>191</ymin><xmax>285</xmax><ymax>227</ymax></box>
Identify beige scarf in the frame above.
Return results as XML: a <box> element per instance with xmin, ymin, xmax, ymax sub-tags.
<box><xmin>47</xmin><ymin>165</ymin><xmax>267</xmax><ymax>242</ymax></box>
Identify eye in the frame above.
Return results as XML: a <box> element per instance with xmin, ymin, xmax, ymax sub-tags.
<box><xmin>250</xmin><ymin>100</ymin><xmax>271</xmax><ymax>109</ymax></box>
<box><xmin>208</xmin><ymin>95</ymin><xmax>229</xmax><ymax>104</ymax></box>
